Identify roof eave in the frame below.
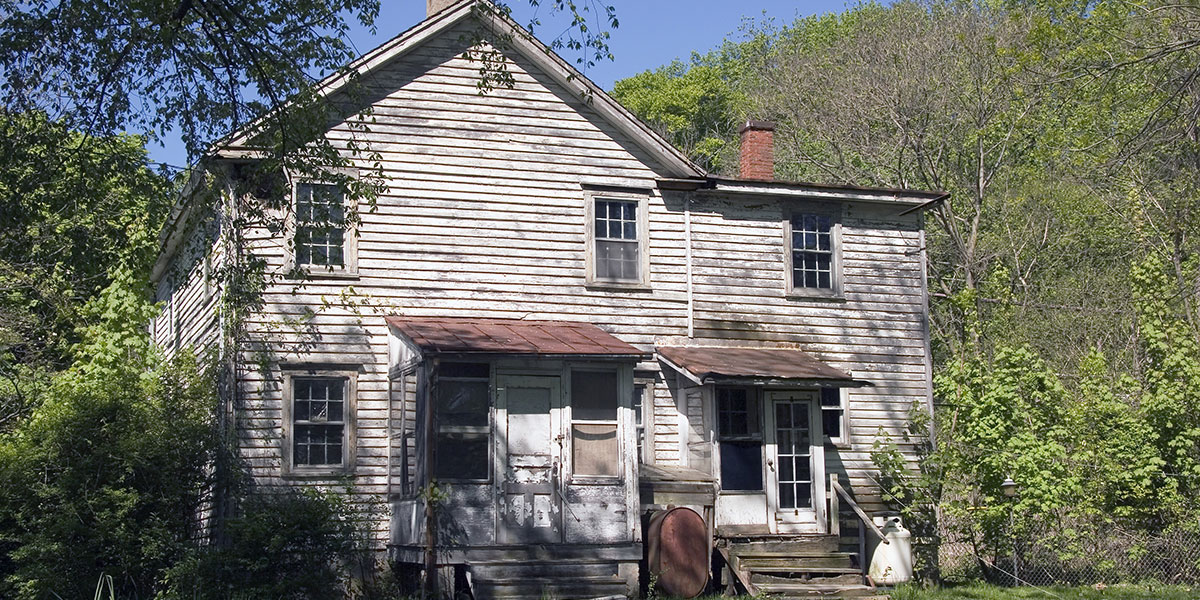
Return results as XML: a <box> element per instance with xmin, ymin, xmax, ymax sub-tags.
<box><xmin>704</xmin><ymin>176</ymin><xmax>948</xmax><ymax>206</ymax></box>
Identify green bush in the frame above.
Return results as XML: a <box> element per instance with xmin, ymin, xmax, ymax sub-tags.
<box><xmin>163</xmin><ymin>487</ymin><xmax>364</xmax><ymax>600</ymax></box>
<box><xmin>0</xmin><ymin>351</ymin><xmax>219</xmax><ymax>600</ymax></box>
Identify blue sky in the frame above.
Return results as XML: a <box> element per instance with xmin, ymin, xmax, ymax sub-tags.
<box><xmin>148</xmin><ymin>1</ymin><xmax>850</xmax><ymax>168</ymax></box>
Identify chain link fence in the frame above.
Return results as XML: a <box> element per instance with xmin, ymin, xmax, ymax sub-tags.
<box><xmin>938</xmin><ymin>512</ymin><xmax>1200</xmax><ymax>586</ymax></box>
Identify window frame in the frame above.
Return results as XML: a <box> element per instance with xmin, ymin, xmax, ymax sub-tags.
<box><xmin>784</xmin><ymin>205</ymin><xmax>843</xmax><ymax>299</ymax></box>
<box><xmin>281</xmin><ymin>369</ymin><xmax>358</xmax><ymax>478</ymax></box>
<box><xmin>433</xmin><ymin>362</ymin><xmax>493</xmax><ymax>484</ymax></box>
<box><xmin>715</xmin><ymin>386</ymin><xmax>765</xmax><ymax>493</ymax></box>
<box><xmin>285</xmin><ymin>176</ymin><xmax>359</xmax><ymax>279</ymax></box>
<box><xmin>819</xmin><ymin>387</ymin><xmax>851</xmax><ymax>448</ymax></box>
<box><xmin>633</xmin><ymin>376</ymin><xmax>657</xmax><ymax>465</ymax></box>
<box><xmin>567</xmin><ymin>367</ymin><xmax>625</xmax><ymax>483</ymax></box>
<box><xmin>584</xmin><ymin>192</ymin><xmax>651</xmax><ymax>289</ymax></box>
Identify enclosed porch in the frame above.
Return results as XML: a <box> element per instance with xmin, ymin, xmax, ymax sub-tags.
<box><xmin>384</xmin><ymin>317</ymin><xmax>647</xmax><ymax>599</ymax></box>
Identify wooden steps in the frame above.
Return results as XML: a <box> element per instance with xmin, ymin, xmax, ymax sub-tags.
<box><xmin>719</xmin><ymin>534</ymin><xmax>873</xmax><ymax>599</ymax></box>
<box><xmin>464</xmin><ymin>556</ymin><xmax>635</xmax><ymax>600</ymax></box>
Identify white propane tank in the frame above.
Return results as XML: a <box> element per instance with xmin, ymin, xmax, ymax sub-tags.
<box><xmin>868</xmin><ymin>514</ymin><xmax>913</xmax><ymax>585</ymax></box>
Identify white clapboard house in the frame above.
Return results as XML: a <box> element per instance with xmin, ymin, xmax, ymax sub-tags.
<box><xmin>150</xmin><ymin>1</ymin><xmax>943</xmax><ymax>597</ymax></box>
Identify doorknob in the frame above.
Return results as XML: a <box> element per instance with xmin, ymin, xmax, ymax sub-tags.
<box><xmin>767</xmin><ymin>459</ymin><xmax>775</xmax><ymax>472</ymax></box>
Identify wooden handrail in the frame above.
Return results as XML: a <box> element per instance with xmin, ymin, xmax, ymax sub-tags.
<box><xmin>829</xmin><ymin>473</ymin><xmax>889</xmax><ymax>544</ymax></box>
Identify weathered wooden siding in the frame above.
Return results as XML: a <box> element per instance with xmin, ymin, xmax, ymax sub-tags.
<box><xmin>683</xmin><ymin>194</ymin><xmax>929</xmax><ymax>512</ymax></box>
<box><xmin>153</xmin><ymin>209</ymin><xmax>222</xmax><ymax>360</ymax></box>
<box><xmin>216</xmin><ymin>17</ymin><xmax>931</xmax><ymax>543</ymax></box>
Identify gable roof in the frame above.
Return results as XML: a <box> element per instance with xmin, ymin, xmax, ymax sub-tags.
<box><xmin>216</xmin><ymin>0</ymin><xmax>705</xmax><ymax>179</ymax></box>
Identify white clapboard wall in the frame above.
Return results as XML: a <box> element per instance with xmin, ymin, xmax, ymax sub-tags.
<box><xmin>151</xmin><ymin>17</ymin><xmax>931</xmax><ymax>546</ymax></box>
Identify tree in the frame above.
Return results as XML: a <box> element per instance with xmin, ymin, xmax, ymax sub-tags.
<box><xmin>0</xmin><ymin>112</ymin><xmax>170</xmax><ymax>428</ymax></box>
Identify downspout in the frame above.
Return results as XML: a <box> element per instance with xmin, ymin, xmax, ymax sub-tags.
<box><xmin>685</xmin><ymin>194</ymin><xmax>694</xmax><ymax>339</ymax></box>
<box><xmin>918</xmin><ymin>217</ymin><xmax>937</xmax><ymax>450</ymax></box>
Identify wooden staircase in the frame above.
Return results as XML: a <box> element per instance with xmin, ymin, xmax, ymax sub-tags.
<box><xmin>718</xmin><ymin>533</ymin><xmax>882</xmax><ymax>599</ymax></box>
<box><xmin>467</xmin><ymin>558</ymin><xmax>631</xmax><ymax>600</ymax></box>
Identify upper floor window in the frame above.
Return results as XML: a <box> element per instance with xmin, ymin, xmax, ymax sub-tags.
<box><xmin>586</xmin><ymin>194</ymin><xmax>649</xmax><ymax>287</ymax></box>
<box><xmin>284</xmin><ymin>371</ymin><xmax>357</xmax><ymax>476</ymax></box>
<box><xmin>296</xmin><ymin>183</ymin><xmax>345</xmax><ymax>267</ymax></box>
<box><xmin>788</xmin><ymin>211</ymin><xmax>841</xmax><ymax>297</ymax></box>
<box><xmin>291</xmin><ymin>181</ymin><xmax>357</xmax><ymax>276</ymax></box>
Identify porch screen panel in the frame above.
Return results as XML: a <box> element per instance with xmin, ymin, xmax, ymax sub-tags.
<box><xmin>435</xmin><ymin>362</ymin><xmax>490</xmax><ymax>481</ymax></box>
<box><xmin>571</xmin><ymin>370</ymin><xmax>619</xmax><ymax>477</ymax></box>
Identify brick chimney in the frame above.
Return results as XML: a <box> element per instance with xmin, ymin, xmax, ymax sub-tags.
<box><xmin>738</xmin><ymin>120</ymin><xmax>775</xmax><ymax>181</ymax></box>
<box><xmin>427</xmin><ymin>0</ymin><xmax>456</xmax><ymax>17</ymax></box>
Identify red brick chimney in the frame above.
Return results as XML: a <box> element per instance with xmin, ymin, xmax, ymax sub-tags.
<box><xmin>738</xmin><ymin>120</ymin><xmax>775</xmax><ymax>181</ymax></box>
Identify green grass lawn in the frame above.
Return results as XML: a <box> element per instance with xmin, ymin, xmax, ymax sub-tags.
<box><xmin>888</xmin><ymin>583</ymin><xmax>1200</xmax><ymax>600</ymax></box>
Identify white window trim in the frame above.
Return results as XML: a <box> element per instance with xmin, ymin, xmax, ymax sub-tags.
<box><xmin>784</xmin><ymin>205</ymin><xmax>844</xmax><ymax>299</ymax></box>
<box><xmin>821</xmin><ymin>387</ymin><xmax>851</xmax><ymax>448</ymax></box>
<box><xmin>281</xmin><ymin>369</ymin><xmax>358</xmax><ymax>478</ymax></box>
<box><xmin>283</xmin><ymin>172</ymin><xmax>359</xmax><ymax>279</ymax></box>
<box><xmin>584</xmin><ymin>192</ymin><xmax>651</xmax><ymax>289</ymax></box>
<box><xmin>634</xmin><ymin>376</ymin><xmax>656</xmax><ymax>466</ymax></box>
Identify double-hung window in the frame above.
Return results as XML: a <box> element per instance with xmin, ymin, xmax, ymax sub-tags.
<box><xmin>717</xmin><ymin>387</ymin><xmax>763</xmax><ymax>491</ymax></box>
<box><xmin>434</xmin><ymin>362</ymin><xmax>491</xmax><ymax>481</ymax></box>
<box><xmin>788</xmin><ymin>211</ymin><xmax>841</xmax><ymax>296</ymax></box>
<box><xmin>571</xmin><ymin>370</ymin><xmax>620</xmax><ymax>478</ymax></box>
<box><xmin>284</xmin><ymin>372</ymin><xmax>356</xmax><ymax>476</ymax></box>
<box><xmin>819</xmin><ymin>387</ymin><xmax>849</xmax><ymax>446</ymax></box>
<box><xmin>587</xmin><ymin>195</ymin><xmax>648</xmax><ymax>286</ymax></box>
<box><xmin>292</xmin><ymin>181</ymin><xmax>356</xmax><ymax>275</ymax></box>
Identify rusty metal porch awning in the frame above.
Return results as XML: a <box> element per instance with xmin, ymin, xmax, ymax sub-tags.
<box><xmin>656</xmin><ymin>346</ymin><xmax>871</xmax><ymax>387</ymax></box>
<box><xmin>385</xmin><ymin>317</ymin><xmax>650</xmax><ymax>364</ymax></box>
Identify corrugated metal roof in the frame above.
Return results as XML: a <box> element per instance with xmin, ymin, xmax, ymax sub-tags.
<box><xmin>656</xmin><ymin>346</ymin><xmax>868</xmax><ymax>386</ymax></box>
<box><xmin>385</xmin><ymin>317</ymin><xmax>648</xmax><ymax>358</ymax></box>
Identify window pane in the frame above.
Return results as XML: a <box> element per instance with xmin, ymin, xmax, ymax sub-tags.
<box><xmin>295</xmin><ymin>424</ymin><xmax>343</xmax><ymax>466</ymax></box>
<box><xmin>435</xmin><ymin>434</ymin><xmax>489</xmax><ymax>480</ymax></box>
<box><xmin>823</xmin><ymin>409</ymin><xmax>842</xmax><ymax>440</ymax></box>
<box><xmin>571</xmin><ymin>371</ymin><xmax>617</xmax><ymax>421</ymax></box>
<box><xmin>791</xmin><ymin>213</ymin><xmax>834</xmax><ymax>290</ymax></box>
<box><xmin>573</xmin><ymin>423</ymin><xmax>618</xmax><ymax>476</ymax></box>
<box><xmin>596</xmin><ymin>240</ymin><xmax>638</xmax><ymax>281</ymax></box>
<box><xmin>438</xmin><ymin>379</ymin><xmax>489</xmax><ymax>427</ymax></box>
<box><xmin>441</xmin><ymin>362</ymin><xmax>489</xmax><ymax>378</ymax></box>
<box><xmin>717</xmin><ymin>388</ymin><xmax>756</xmax><ymax>437</ymax></box>
<box><xmin>295</xmin><ymin>183</ymin><xmax>346</xmax><ymax>267</ymax></box>
<box><xmin>820</xmin><ymin>388</ymin><xmax>840</xmax><ymax>406</ymax></box>
<box><xmin>719</xmin><ymin>441</ymin><xmax>763</xmax><ymax>491</ymax></box>
<box><xmin>632</xmin><ymin>385</ymin><xmax>645</xmax><ymax>427</ymax></box>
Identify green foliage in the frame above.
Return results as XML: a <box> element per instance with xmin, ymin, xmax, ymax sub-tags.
<box><xmin>611</xmin><ymin>61</ymin><xmax>741</xmax><ymax>172</ymax></box>
<box><xmin>0</xmin><ymin>111</ymin><xmax>169</xmax><ymax>372</ymax></box>
<box><xmin>162</xmin><ymin>488</ymin><xmax>363</xmax><ymax>600</ymax></box>
<box><xmin>0</xmin><ymin>348</ymin><xmax>219</xmax><ymax>600</ymax></box>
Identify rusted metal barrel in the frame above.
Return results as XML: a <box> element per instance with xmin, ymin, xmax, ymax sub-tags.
<box><xmin>646</xmin><ymin>507</ymin><xmax>709</xmax><ymax>598</ymax></box>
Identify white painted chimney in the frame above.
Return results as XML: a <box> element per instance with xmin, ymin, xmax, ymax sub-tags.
<box><xmin>427</xmin><ymin>0</ymin><xmax>456</xmax><ymax>17</ymax></box>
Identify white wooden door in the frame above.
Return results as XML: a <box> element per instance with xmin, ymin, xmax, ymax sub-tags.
<box><xmin>765</xmin><ymin>390</ymin><xmax>826</xmax><ymax>532</ymax></box>
<box><xmin>496</xmin><ymin>375</ymin><xmax>562</xmax><ymax>544</ymax></box>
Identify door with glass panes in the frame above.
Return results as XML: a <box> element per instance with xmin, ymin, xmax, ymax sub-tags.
<box><xmin>765</xmin><ymin>390</ymin><xmax>826</xmax><ymax>531</ymax></box>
